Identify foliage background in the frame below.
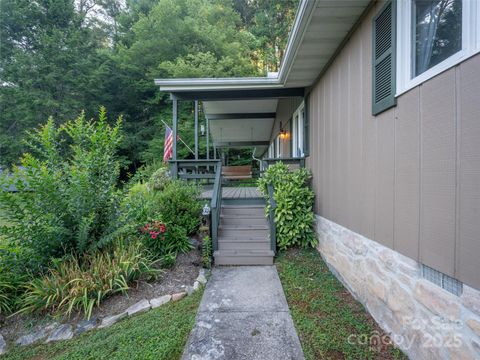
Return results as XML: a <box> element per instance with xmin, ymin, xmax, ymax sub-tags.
<box><xmin>0</xmin><ymin>0</ymin><xmax>299</xmax><ymax>171</ymax></box>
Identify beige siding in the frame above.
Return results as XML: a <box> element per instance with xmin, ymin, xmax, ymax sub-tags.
<box><xmin>419</xmin><ymin>70</ymin><xmax>457</xmax><ymax>276</ymax></box>
<box><xmin>394</xmin><ymin>88</ymin><xmax>420</xmax><ymax>260</ymax></box>
<box><xmin>306</xmin><ymin>2</ymin><xmax>480</xmax><ymax>289</ymax></box>
<box><xmin>456</xmin><ymin>55</ymin><xmax>480</xmax><ymax>287</ymax></box>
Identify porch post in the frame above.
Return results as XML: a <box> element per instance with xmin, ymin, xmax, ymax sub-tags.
<box><xmin>206</xmin><ymin>116</ymin><xmax>210</xmax><ymax>160</ymax></box>
<box><xmin>194</xmin><ymin>100</ymin><xmax>198</xmax><ymax>160</ymax></box>
<box><xmin>172</xmin><ymin>98</ymin><xmax>178</xmax><ymax>178</ymax></box>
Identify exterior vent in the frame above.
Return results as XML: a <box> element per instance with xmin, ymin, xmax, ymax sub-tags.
<box><xmin>421</xmin><ymin>264</ymin><xmax>463</xmax><ymax>296</ymax></box>
<box><xmin>372</xmin><ymin>1</ymin><xmax>396</xmax><ymax>115</ymax></box>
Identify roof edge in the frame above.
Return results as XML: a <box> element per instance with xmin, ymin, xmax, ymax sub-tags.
<box><xmin>154</xmin><ymin>0</ymin><xmax>317</xmax><ymax>92</ymax></box>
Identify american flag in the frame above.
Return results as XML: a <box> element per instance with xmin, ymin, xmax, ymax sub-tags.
<box><xmin>163</xmin><ymin>126</ymin><xmax>173</xmax><ymax>163</ymax></box>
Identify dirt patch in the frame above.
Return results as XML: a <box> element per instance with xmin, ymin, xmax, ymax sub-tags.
<box><xmin>0</xmin><ymin>248</ymin><xmax>201</xmax><ymax>343</ymax></box>
<box><xmin>93</xmin><ymin>248</ymin><xmax>201</xmax><ymax>318</ymax></box>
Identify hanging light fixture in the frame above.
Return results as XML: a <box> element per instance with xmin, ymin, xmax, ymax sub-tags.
<box><xmin>279</xmin><ymin>122</ymin><xmax>289</xmax><ymax>140</ymax></box>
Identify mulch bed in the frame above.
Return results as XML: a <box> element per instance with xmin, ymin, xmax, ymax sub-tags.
<box><xmin>0</xmin><ymin>248</ymin><xmax>201</xmax><ymax>343</ymax></box>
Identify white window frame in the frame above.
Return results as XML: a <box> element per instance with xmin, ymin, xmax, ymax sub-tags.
<box><xmin>396</xmin><ymin>0</ymin><xmax>480</xmax><ymax>96</ymax></box>
<box><xmin>275</xmin><ymin>136</ymin><xmax>281</xmax><ymax>158</ymax></box>
<box><xmin>292</xmin><ymin>102</ymin><xmax>305</xmax><ymax>157</ymax></box>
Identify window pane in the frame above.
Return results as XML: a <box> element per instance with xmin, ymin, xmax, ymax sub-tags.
<box><xmin>413</xmin><ymin>0</ymin><xmax>462</xmax><ymax>77</ymax></box>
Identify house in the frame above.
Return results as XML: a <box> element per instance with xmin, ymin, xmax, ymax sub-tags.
<box><xmin>155</xmin><ymin>0</ymin><xmax>480</xmax><ymax>358</ymax></box>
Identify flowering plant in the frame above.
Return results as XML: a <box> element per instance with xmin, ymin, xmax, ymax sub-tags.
<box><xmin>140</xmin><ymin>221</ymin><xmax>167</xmax><ymax>240</ymax></box>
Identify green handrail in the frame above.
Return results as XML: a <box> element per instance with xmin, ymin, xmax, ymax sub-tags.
<box><xmin>267</xmin><ymin>183</ymin><xmax>277</xmax><ymax>254</ymax></box>
<box><xmin>210</xmin><ymin>162</ymin><xmax>222</xmax><ymax>252</ymax></box>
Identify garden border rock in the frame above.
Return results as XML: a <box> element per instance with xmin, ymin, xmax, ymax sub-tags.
<box><xmin>2</xmin><ymin>267</ymin><xmax>210</xmax><ymax>355</ymax></box>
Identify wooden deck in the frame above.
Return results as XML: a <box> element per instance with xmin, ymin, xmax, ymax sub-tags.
<box><xmin>201</xmin><ymin>186</ymin><xmax>262</xmax><ymax>200</ymax></box>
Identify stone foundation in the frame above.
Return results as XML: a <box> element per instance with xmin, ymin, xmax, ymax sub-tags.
<box><xmin>315</xmin><ymin>215</ymin><xmax>480</xmax><ymax>360</ymax></box>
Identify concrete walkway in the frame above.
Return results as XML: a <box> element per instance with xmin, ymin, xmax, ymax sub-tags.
<box><xmin>181</xmin><ymin>266</ymin><xmax>304</xmax><ymax>360</ymax></box>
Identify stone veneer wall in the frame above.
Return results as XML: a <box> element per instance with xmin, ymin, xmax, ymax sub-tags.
<box><xmin>315</xmin><ymin>215</ymin><xmax>480</xmax><ymax>360</ymax></box>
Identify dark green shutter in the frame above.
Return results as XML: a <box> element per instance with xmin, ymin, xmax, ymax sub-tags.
<box><xmin>372</xmin><ymin>1</ymin><xmax>396</xmax><ymax>116</ymax></box>
<box><xmin>303</xmin><ymin>94</ymin><xmax>310</xmax><ymax>157</ymax></box>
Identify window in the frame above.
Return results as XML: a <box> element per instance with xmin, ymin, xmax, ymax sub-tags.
<box><xmin>397</xmin><ymin>0</ymin><xmax>480</xmax><ymax>94</ymax></box>
<box><xmin>275</xmin><ymin>136</ymin><xmax>281</xmax><ymax>158</ymax></box>
<box><xmin>303</xmin><ymin>95</ymin><xmax>310</xmax><ymax>156</ymax></box>
<box><xmin>292</xmin><ymin>103</ymin><xmax>304</xmax><ymax>157</ymax></box>
<box><xmin>413</xmin><ymin>0</ymin><xmax>462</xmax><ymax>76</ymax></box>
<box><xmin>267</xmin><ymin>143</ymin><xmax>274</xmax><ymax>158</ymax></box>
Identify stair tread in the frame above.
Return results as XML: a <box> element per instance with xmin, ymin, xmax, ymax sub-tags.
<box><xmin>214</xmin><ymin>249</ymin><xmax>274</xmax><ymax>256</ymax></box>
<box><xmin>221</xmin><ymin>205</ymin><xmax>264</xmax><ymax>208</ymax></box>
<box><xmin>219</xmin><ymin>224</ymin><xmax>268</xmax><ymax>229</ymax></box>
<box><xmin>218</xmin><ymin>238</ymin><xmax>269</xmax><ymax>242</ymax></box>
<box><xmin>221</xmin><ymin>214</ymin><xmax>265</xmax><ymax>218</ymax></box>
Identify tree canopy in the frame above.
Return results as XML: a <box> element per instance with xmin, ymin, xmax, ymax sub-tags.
<box><xmin>0</xmin><ymin>0</ymin><xmax>299</xmax><ymax>169</ymax></box>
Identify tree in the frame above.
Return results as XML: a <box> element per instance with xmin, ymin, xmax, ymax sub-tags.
<box><xmin>0</xmin><ymin>0</ymin><xmax>108</xmax><ymax>166</ymax></box>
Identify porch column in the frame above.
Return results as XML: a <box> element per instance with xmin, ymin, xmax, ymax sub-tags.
<box><xmin>194</xmin><ymin>100</ymin><xmax>198</xmax><ymax>160</ymax></box>
<box><xmin>206</xmin><ymin>116</ymin><xmax>210</xmax><ymax>160</ymax></box>
<box><xmin>172</xmin><ymin>98</ymin><xmax>178</xmax><ymax>178</ymax></box>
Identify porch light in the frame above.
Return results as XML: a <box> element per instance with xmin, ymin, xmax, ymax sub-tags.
<box><xmin>279</xmin><ymin>128</ymin><xmax>289</xmax><ymax>140</ymax></box>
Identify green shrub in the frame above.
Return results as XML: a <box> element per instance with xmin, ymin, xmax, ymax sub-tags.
<box><xmin>258</xmin><ymin>162</ymin><xmax>317</xmax><ymax>250</ymax></box>
<box><xmin>152</xmin><ymin>180</ymin><xmax>202</xmax><ymax>235</ymax></box>
<box><xmin>147</xmin><ymin>167</ymin><xmax>171</xmax><ymax>191</ymax></box>
<box><xmin>0</xmin><ymin>107</ymin><xmax>123</xmax><ymax>273</ymax></box>
<box><xmin>19</xmin><ymin>241</ymin><xmax>159</xmax><ymax>319</ymax></box>
<box><xmin>121</xmin><ymin>178</ymin><xmax>202</xmax><ymax>236</ymax></box>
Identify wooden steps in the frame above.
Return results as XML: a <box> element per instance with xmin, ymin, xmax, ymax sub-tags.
<box><xmin>214</xmin><ymin>205</ymin><xmax>273</xmax><ymax>266</ymax></box>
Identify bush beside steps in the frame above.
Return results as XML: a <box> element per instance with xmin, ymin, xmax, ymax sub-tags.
<box><xmin>0</xmin><ymin>268</ymin><xmax>209</xmax><ymax>355</ymax></box>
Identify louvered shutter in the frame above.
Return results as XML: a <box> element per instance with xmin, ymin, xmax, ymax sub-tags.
<box><xmin>372</xmin><ymin>1</ymin><xmax>396</xmax><ymax>115</ymax></box>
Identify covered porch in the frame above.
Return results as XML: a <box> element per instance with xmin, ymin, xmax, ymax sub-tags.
<box><xmin>155</xmin><ymin>85</ymin><xmax>305</xmax><ymax>265</ymax></box>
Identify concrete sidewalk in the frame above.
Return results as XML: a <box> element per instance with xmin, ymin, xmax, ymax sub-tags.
<box><xmin>181</xmin><ymin>266</ymin><xmax>304</xmax><ymax>360</ymax></box>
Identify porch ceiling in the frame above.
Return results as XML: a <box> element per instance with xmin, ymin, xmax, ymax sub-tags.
<box><xmin>204</xmin><ymin>99</ymin><xmax>278</xmax><ymax>154</ymax></box>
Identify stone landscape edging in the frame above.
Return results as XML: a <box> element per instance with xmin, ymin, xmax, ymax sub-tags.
<box><xmin>0</xmin><ymin>268</ymin><xmax>210</xmax><ymax>355</ymax></box>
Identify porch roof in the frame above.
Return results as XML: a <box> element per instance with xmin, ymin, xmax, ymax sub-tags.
<box><xmin>154</xmin><ymin>0</ymin><xmax>372</xmax><ymax>154</ymax></box>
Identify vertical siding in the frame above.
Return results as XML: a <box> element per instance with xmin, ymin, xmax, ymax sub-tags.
<box><xmin>375</xmin><ymin>110</ymin><xmax>395</xmax><ymax>248</ymax></box>
<box><xmin>305</xmin><ymin>2</ymin><xmax>480</xmax><ymax>289</ymax></box>
<box><xmin>456</xmin><ymin>55</ymin><xmax>480</xmax><ymax>286</ymax></box>
<box><xmin>394</xmin><ymin>88</ymin><xmax>420</xmax><ymax>260</ymax></box>
<box><xmin>419</xmin><ymin>70</ymin><xmax>456</xmax><ymax>276</ymax></box>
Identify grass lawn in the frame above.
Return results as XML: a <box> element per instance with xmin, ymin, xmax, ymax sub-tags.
<box><xmin>3</xmin><ymin>290</ymin><xmax>202</xmax><ymax>360</ymax></box>
<box><xmin>276</xmin><ymin>248</ymin><xmax>407</xmax><ymax>360</ymax></box>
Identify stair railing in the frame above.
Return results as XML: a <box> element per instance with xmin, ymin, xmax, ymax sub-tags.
<box><xmin>267</xmin><ymin>183</ymin><xmax>277</xmax><ymax>254</ymax></box>
<box><xmin>210</xmin><ymin>162</ymin><xmax>222</xmax><ymax>252</ymax></box>
<box><xmin>168</xmin><ymin>159</ymin><xmax>222</xmax><ymax>251</ymax></box>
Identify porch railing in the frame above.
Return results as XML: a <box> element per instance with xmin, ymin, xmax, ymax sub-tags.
<box><xmin>210</xmin><ymin>162</ymin><xmax>222</xmax><ymax>252</ymax></box>
<box><xmin>261</xmin><ymin>157</ymin><xmax>305</xmax><ymax>172</ymax></box>
<box><xmin>267</xmin><ymin>183</ymin><xmax>277</xmax><ymax>254</ymax></box>
<box><xmin>168</xmin><ymin>159</ymin><xmax>222</xmax><ymax>251</ymax></box>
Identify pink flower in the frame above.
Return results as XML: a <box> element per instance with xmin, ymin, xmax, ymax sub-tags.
<box><xmin>151</xmin><ymin>234</ymin><xmax>157</xmax><ymax>239</ymax></box>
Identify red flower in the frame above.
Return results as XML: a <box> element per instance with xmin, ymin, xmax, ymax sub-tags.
<box><xmin>151</xmin><ymin>234</ymin><xmax>157</xmax><ymax>239</ymax></box>
<box><xmin>159</xmin><ymin>224</ymin><xmax>166</xmax><ymax>233</ymax></box>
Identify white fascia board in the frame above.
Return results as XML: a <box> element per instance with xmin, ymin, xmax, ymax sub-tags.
<box><xmin>277</xmin><ymin>0</ymin><xmax>319</xmax><ymax>84</ymax></box>
<box><xmin>155</xmin><ymin>77</ymin><xmax>282</xmax><ymax>92</ymax></box>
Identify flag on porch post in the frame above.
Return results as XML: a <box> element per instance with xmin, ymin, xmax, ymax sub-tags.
<box><xmin>163</xmin><ymin>126</ymin><xmax>173</xmax><ymax>163</ymax></box>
